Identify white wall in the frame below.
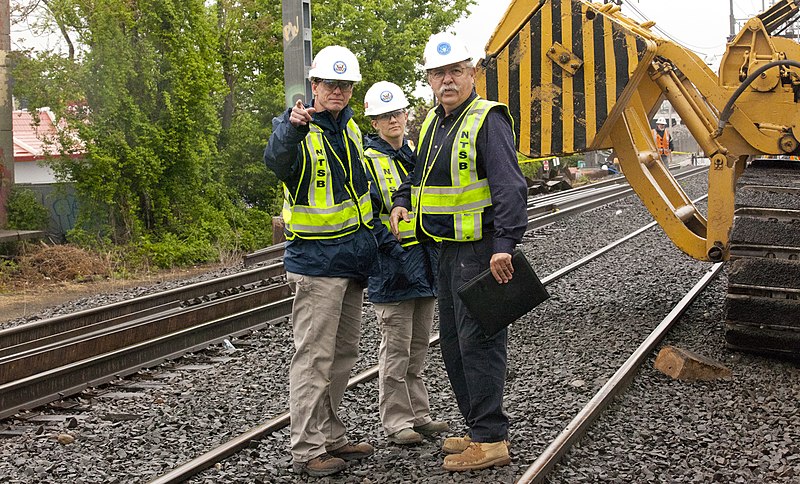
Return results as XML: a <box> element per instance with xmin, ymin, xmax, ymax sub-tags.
<box><xmin>14</xmin><ymin>161</ymin><xmax>58</xmax><ymax>185</ymax></box>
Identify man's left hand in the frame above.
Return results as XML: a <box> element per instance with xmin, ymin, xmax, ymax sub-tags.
<box><xmin>490</xmin><ymin>252</ymin><xmax>514</xmax><ymax>284</ymax></box>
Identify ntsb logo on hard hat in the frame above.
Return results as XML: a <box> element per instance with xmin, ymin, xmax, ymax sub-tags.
<box><xmin>307</xmin><ymin>45</ymin><xmax>362</xmax><ymax>81</ymax></box>
<box><xmin>423</xmin><ymin>32</ymin><xmax>471</xmax><ymax>70</ymax></box>
<box><xmin>364</xmin><ymin>81</ymin><xmax>409</xmax><ymax>116</ymax></box>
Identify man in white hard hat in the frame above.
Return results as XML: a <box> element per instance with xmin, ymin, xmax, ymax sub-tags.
<box><xmin>264</xmin><ymin>45</ymin><xmax>376</xmax><ymax>478</ymax></box>
<box><xmin>389</xmin><ymin>32</ymin><xmax>528</xmax><ymax>472</ymax></box>
<box><xmin>652</xmin><ymin>117</ymin><xmax>673</xmax><ymax>168</ymax></box>
<box><xmin>362</xmin><ymin>81</ymin><xmax>449</xmax><ymax>446</ymax></box>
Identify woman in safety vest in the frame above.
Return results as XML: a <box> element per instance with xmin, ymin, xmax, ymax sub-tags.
<box><xmin>362</xmin><ymin>81</ymin><xmax>449</xmax><ymax>447</ymax></box>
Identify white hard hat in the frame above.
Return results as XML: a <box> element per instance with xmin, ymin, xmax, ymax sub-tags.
<box><xmin>422</xmin><ymin>32</ymin><xmax>472</xmax><ymax>70</ymax></box>
<box><xmin>364</xmin><ymin>81</ymin><xmax>409</xmax><ymax>116</ymax></box>
<box><xmin>656</xmin><ymin>117</ymin><xmax>667</xmax><ymax>124</ymax></box>
<box><xmin>308</xmin><ymin>45</ymin><xmax>362</xmax><ymax>82</ymax></box>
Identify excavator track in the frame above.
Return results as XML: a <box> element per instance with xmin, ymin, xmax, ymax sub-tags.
<box><xmin>725</xmin><ymin>158</ymin><xmax>800</xmax><ymax>357</ymax></box>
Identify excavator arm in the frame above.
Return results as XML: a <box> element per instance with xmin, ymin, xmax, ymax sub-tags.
<box><xmin>476</xmin><ymin>0</ymin><xmax>800</xmax><ymax>356</ymax></box>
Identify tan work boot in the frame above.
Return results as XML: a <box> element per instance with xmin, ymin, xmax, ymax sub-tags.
<box><xmin>442</xmin><ymin>441</ymin><xmax>511</xmax><ymax>472</ymax></box>
<box><xmin>441</xmin><ymin>434</ymin><xmax>472</xmax><ymax>454</ymax></box>
<box><xmin>292</xmin><ymin>453</ymin><xmax>347</xmax><ymax>477</ymax></box>
<box><xmin>328</xmin><ymin>441</ymin><xmax>374</xmax><ymax>461</ymax></box>
<box><xmin>388</xmin><ymin>428</ymin><xmax>423</xmax><ymax>445</ymax></box>
<box><xmin>413</xmin><ymin>420</ymin><xmax>449</xmax><ymax>436</ymax></box>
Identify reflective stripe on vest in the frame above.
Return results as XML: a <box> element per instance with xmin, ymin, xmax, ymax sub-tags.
<box><xmin>282</xmin><ymin>120</ymin><xmax>373</xmax><ymax>239</ymax></box>
<box><xmin>412</xmin><ymin>98</ymin><xmax>511</xmax><ymax>242</ymax></box>
<box><xmin>652</xmin><ymin>128</ymin><xmax>670</xmax><ymax>155</ymax></box>
<box><xmin>364</xmin><ymin>148</ymin><xmax>417</xmax><ymax>246</ymax></box>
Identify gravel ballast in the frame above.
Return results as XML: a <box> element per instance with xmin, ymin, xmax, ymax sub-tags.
<box><xmin>1</xmin><ymin>172</ymin><xmax>797</xmax><ymax>484</ymax></box>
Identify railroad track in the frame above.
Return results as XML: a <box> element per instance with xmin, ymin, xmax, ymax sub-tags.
<box><xmin>0</xmin><ymin>165</ymin><xmax>712</xmax><ymax>480</ymax></box>
<box><xmin>0</xmin><ymin>263</ymin><xmax>288</xmax><ymax>419</ymax></box>
<box><xmin>147</xmin><ymin>193</ymin><xmax>716</xmax><ymax>484</ymax></box>
<box><xmin>2</xmin><ymin>167</ymin><xmax>746</xmax><ymax>483</ymax></box>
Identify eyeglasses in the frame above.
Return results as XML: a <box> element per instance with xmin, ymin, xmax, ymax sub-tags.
<box><xmin>374</xmin><ymin>109</ymin><xmax>406</xmax><ymax>121</ymax></box>
<box><xmin>427</xmin><ymin>65</ymin><xmax>468</xmax><ymax>81</ymax></box>
<box><xmin>319</xmin><ymin>79</ymin><xmax>355</xmax><ymax>92</ymax></box>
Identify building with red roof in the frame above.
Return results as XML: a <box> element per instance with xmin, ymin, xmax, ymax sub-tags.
<box><xmin>13</xmin><ymin>109</ymin><xmax>83</xmax><ymax>184</ymax></box>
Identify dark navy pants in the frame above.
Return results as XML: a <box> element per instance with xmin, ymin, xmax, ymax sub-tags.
<box><xmin>438</xmin><ymin>237</ymin><xmax>509</xmax><ymax>443</ymax></box>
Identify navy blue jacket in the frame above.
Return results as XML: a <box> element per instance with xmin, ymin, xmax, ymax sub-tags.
<box><xmin>264</xmin><ymin>103</ymin><xmax>377</xmax><ymax>283</ymax></box>
<box><xmin>364</xmin><ymin>134</ymin><xmax>438</xmax><ymax>303</ymax></box>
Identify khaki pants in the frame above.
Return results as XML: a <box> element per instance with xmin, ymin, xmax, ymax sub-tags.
<box><xmin>286</xmin><ymin>272</ymin><xmax>364</xmax><ymax>462</ymax></box>
<box><xmin>375</xmin><ymin>297</ymin><xmax>436</xmax><ymax>435</ymax></box>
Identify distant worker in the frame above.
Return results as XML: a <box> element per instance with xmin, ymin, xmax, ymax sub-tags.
<box><xmin>362</xmin><ymin>81</ymin><xmax>449</xmax><ymax>446</ymax></box>
<box><xmin>389</xmin><ymin>32</ymin><xmax>528</xmax><ymax>472</ymax></box>
<box><xmin>263</xmin><ymin>45</ymin><xmax>377</xmax><ymax>478</ymax></box>
<box><xmin>652</xmin><ymin>117</ymin><xmax>674</xmax><ymax>168</ymax></box>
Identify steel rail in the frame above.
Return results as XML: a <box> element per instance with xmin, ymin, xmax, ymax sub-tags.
<box><xmin>517</xmin><ymin>262</ymin><xmax>725</xmax><ymax>483</ymax></box>
<box><xmin>0</xmin><ymin>262</ymin><xmax>286</xmax><ymax>351</ymax></box>
<box><xmin>0</xmin><ymin>293</ymin><xmax>295</xmax><ymax>420</ymax></box>
<box><xmin>0</xmin><ymin>283</ymin><xmax>292</xmax><ymax>384</ymax></box>
<box><xmin>527</xmin><ymin>167</ymin><xmax>706</xmax><ymax>230</ymax></box>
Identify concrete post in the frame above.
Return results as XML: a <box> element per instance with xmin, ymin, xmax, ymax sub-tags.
<box><xmin>0</xmin><ymin>0</ymin><xmax>12</xmax><ymax>228</ymax></box>
<box><xmin>282</xmin><ymin>0</ymin><xmax>312</xmax><ymax>107</ymax></box>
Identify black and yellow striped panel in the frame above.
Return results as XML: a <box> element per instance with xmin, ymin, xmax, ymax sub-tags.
<box><xmin>479</xmin><ymin>0</ymin><xmax>655</xmax><ymax>158</ymax></box>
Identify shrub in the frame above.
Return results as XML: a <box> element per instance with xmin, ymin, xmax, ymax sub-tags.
<box><xmin>7</xmin><ymin>187</ymin><xmax>49</xmax><ymax>231</ymax></box>
<box><xmin>137</xmin><ymin>233</ymin><xmax>217</xmax><ymax>269</ymax></box>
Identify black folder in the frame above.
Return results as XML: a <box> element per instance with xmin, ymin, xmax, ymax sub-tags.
<box><xmin>456</xmin><ymin>250</ymin><xmax>549</xmax><ymax>337</ymax></box>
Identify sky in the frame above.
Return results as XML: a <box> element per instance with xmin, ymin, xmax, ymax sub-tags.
<box><xmin>11</xmin><ymin>1</ymin><xmax>777</xmax><ymax>59</ymax></box>
<box><xmin>453</xmin><ymin>0</ymin><xmax>777</xmax><ymax>68</ymax></box>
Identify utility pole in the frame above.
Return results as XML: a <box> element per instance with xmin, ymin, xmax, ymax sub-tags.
<box><xmin>729</xmin><ymin>0</ymin><xmax>736</xmax><ymax>37</ymax></box>
<box><xmin>0</xmin><ymin>0</ymin><xmax>12</xmax><ymax>228</ymax></box>
<box><xmin>275</xmin><ymin>1</ymin><xmax>312</xmax><ymax>243</ymax></box>
<box><xmin>282</xmin><ymin>0</ymin><xmax>312</xmax><ymax>108</ymax></box>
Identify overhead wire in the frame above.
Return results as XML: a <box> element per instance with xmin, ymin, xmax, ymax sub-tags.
<box><xmin>621</xmin><ymin>0</ymin><xmax>726</xmax><ymax>56</ymax></box>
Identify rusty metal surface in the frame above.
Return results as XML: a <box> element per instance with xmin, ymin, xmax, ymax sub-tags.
<box><xmin>0</xmin><ymin>288</ymin><xmax>294</xmax><ymax>419</ymax></box>
<box><xmin>0</xmin><ymin>262</ymin><xmax>285</xmax><ymax>350</ymax></box>
<box><xmin>0</xmin><ymin>283</ymin><xmax>292</xmax><ymax>384</ymax></box>
<box><xmin>243</xmin><ymin>243</ymin><xmax>287</xmax><ymax>267</ymax></box>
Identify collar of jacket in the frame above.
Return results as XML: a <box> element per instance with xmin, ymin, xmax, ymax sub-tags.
<box><xmin>434</xmin><ymin>89</ymin><xmax>478</xmax><ymax>120</ymax></box>
<box><xmin>365</xmin><ymin>133</ymin><xmax>415</xmax><ymax>166</ymax></box>
<box><xmin>308</xmin><ymin>101</ymin><xmax>355</xmax><ymax>133</ymax></box>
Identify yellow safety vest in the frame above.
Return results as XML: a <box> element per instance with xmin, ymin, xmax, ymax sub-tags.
<box><xmin>282</xmin><ymin>120</ymin><xmax>373</xmax><ymax>240</ymax></box>
<box><xmin>412</xmin><ymin>98</ymin><xmax>513</xmax><ymax>242</ymax></box>
<box><xmin>364</xmin><ymin>147</ymin><xmax>418</xmax><ymax>246</ymax></box>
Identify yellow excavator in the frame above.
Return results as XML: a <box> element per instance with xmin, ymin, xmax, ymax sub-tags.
<box><xmin>476</xmin><ymin>0</ymin><xmax>800</xmax><ymax>357</ymax></box>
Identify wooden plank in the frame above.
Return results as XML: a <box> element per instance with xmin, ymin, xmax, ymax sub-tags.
<box><xmin>0</xmin><ymin>230</ymin><xmax>45</xmax><ymax>243</ymax></box>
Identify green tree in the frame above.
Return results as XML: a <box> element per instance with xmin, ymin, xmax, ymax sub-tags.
<box><xmin>54</xmin><ymin>0</ymin><xmax>224</xmax><ymax>245</ymax></box>
<box><xmin>312</xmin><ymin>0</ymin><xmax>475</xmax><ymax>129</ymax></box>
<box><xmin>213</xmin><ymin>0</ymin><xmax>285</xmax><ymax>211</ymax></box>
<box><xmin>9</xmin><ymin>0</ymin><xmax>476</xmax><ymax>263</ymax></box>
<box><xmin>13</xmin><ymin>0</ymin><xmax>274</xmax><ymax>265</ymax></box>
<box><xmin>212</xmin><ymin>0</ymin><xmax>474</xmax><ymax>211</ymax></box>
